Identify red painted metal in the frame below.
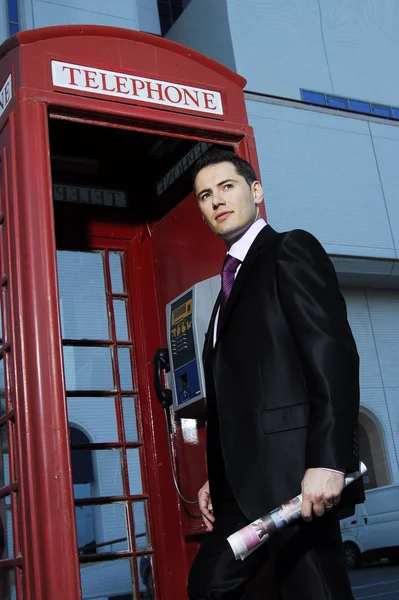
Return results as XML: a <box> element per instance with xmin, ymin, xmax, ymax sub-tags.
<box><xmin>0</xmin><ymin>24</ymin><xmax>260</xmax><ymax>600</ymax></box>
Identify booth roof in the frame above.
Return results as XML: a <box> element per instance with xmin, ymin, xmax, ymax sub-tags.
<box><xmin>0</xmin><ymin>24</ymin><xmax>246</xmax><ymax>89</ymax></box>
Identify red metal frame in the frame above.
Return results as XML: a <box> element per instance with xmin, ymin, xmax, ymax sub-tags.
<box><xmin>0</xmin><ymin>24</ymin><xmax>262</xmax><ymax>600</ymax></box>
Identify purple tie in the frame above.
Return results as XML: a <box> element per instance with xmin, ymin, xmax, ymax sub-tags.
<box><xmin>220</xmin><ymin>254</ymin><xmax>241</xmax><ymax>313</ymax></box>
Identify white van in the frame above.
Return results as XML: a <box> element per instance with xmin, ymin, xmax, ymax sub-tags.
<box><xmin>340</xmin><ymin>484</ymin><xmax>399</xmax><ymax>568</ymax></box>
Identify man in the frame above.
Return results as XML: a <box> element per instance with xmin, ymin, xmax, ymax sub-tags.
<box><xmin>188</xmin><ymin>149</ymin><xmax>364</xmax><ymax>600</ymax></box>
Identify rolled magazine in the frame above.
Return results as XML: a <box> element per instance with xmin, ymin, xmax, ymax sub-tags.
<box><xmin>227</xmin><ymin>462</ymin><xmax>367</xmax><ymax>561</ymax></box>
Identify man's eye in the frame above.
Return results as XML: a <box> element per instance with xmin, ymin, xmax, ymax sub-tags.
<box><xmin>200</xmin><ymin>193</ymin><xmax>210</xmax><ymax>201</ymax></box>
<box><xmin>223</xmin><ymin>184</ymin><xmax>233</xmax><ymax>190</ymax></box>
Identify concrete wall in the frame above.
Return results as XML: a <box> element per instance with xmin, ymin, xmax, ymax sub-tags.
<box><xmin>169</xmin><ymin>0</ymin><xmax>399</xmax><ymax>106</ymax></box>
<box><xmin>0</xmin><ymin>0</ymin><xmax>160</xmax><ymax>45</ymax></box>
<box><xmin>246</xmin><ymin>98</ymin><xmax>399</xmax><ymax>259</ymax></box>
<box><xmin>166</xmin><ymin>0</ymin><xmax>236</xmax><ymax>72</ymax></box>
<box><xmin>345</xmin><ymin>288</ymin><xmax>399</xmax><ymax>485</ymax></box>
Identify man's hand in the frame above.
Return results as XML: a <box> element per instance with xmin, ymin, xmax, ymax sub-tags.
<box><xmin>198</xmin><ymin>480</ymin><xmax>215</xmax><ymax>532</ymax></box>
<box><xmin>301</xmin><ymin>468</ymin><xmax>344</xmax><ymax>521</ymax></box>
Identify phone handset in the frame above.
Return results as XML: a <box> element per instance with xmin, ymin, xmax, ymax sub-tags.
<box><xmin>152</xmin><ymin>347</ymin><xmax>197</xmax><ymax>505</ymax></box>
<box><xmin>152</xmin><ymin>347</ymin><xmax>172</xmax><ymax>408</ymax></box>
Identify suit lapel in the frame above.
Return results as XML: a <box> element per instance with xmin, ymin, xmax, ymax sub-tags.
<box><xmin>215</xmin><ymin>224</ymin><xmax>278</xmax><ymax>344</ymax></box>
<box><xmin>202</xmin><ymin>289</ymin><xmax>221</xmax><ymax>367</ymax></box>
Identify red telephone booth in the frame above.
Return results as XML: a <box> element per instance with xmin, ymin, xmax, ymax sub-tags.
<box><xmin>0</xmin><ymin>25</ymin><xmax>261</xmax><ymax>600</ymax></box>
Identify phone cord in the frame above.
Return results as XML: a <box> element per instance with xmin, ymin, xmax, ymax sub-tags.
<box><xmin>164</xmin><ymin>408</ymin><xmax>198</xmax><ymax>504</ymax></box>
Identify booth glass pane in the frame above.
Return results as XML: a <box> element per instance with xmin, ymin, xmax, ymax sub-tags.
<box><xmin>57</xmin><ymin>251</ymin><xmax>109</xmax><ymax>341</ymax></box>
<box><xmin>127</xmin><ymin>449</ymin><xmax>143</xmax><ymax>496</ymax></box>
<box><xmin>76</xmin><ymin>502</ymin><xmax>128</xmax><ymax>556</ymax></box>
<box><xmin>137</xmin><ymin>555</ymin><xmax>155</xmax><ymax>599</ymax></box>
<box><xmin>0</xmin><ymin>569</ymin><xmax>16</xmax><ymax>600</ymax></box>
<box><xmin>109</xmin><ymin>252</ymin><xmax>124</xmax><ymax>294</ymax></box>
<box><xmin>67</xmin><ymin>398</ymin><xmax>118</xmax><ymax>443</ymax></box>
<box><xmin>122</xmin><ymin>398</ymin><xmax>138</xmax><ymax>442</ymax></box>
<box><xmin>63</xmin><ymin>346</ymin><xmax>114</xmax><ymax>391</ymax></box>
<box><xmin>113</xmin><ymin>299</ymin><xmax>130</xmax><ymax>341</ymax></box>
<box><xmin>133</xmin><ymin>501</ymin><xmax>150</xmax><ymax>550</ymax></box>
<box><xmin>0</xmin><ymin>497</ymin><xmax>13</xmax><ymax>558</ymax></box>
<box><xmin>0</xmin><ymin>358</ymin><xmax>5</xmax><ymax>400</ymax></box>
<box><xmin>0</xmin><ymin>423</ymin><xmax>9</xmax><ymax>488</ymax></box>
<box><xmin>80</xmin><ymin>557</ymin><xmax>134</xmax><ymax>600</ymax></box>
<box><xmin>0</xmin><ymin>359</ymin><xmax>5</xmax><ymax>417</ymax></box>
<box><xmin>118</xmin><ymin>347</ymin><xmax>134</xmax><ymax>391</ymax></box>
<box><xmin>71</xmin><ymin>449</ymin><xmax>123</xmax><ymax>497</ymax></box>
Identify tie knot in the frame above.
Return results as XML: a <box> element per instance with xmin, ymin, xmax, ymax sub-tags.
<box><xmin>222</xmin><ymin>254</ymin><xmax>241</xmax><ymax>274</ymax></box>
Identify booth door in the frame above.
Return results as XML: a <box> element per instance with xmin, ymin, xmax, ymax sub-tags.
<box><xmin>56</xmin><ymin>239</ymin><xmax>159</xmax><ymax>600</ymax></box>
<box><xmin>49</xmin><ymin>114</ymin><xmax>230</xmax><ymax>599</ymax></box>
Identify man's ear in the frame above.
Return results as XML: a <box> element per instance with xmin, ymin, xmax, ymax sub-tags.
<box><xmin>252</xmin><ymin>180</ymin><xmax>264</xmax><ymax>206</ymax></box>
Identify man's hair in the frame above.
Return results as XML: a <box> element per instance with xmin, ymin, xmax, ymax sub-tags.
<box><xmin>191</xmin><ymin>148</ymin><xmax>258</xmax><ymax>191</ymax></box>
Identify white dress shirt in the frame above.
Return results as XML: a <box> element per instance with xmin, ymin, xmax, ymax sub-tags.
<box><xmin>213</xmin><ymin>218</ymin><xmax>343</xmax><ymax>476</ymax></box>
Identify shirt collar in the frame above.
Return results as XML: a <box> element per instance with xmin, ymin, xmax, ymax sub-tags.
<box><xmin>228</xmin><ymin>219</ymin><xmax>267</xmax><ymax>263</ymax></box>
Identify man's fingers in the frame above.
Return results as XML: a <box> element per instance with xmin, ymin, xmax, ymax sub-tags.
<box><xmin>312</xmin><ymin>502</ymin><xmax>326</xmax><ymax>517</ymax></box>
<box><xmin>301</xmin><ymin>497</ymin><xmax>313</xmax><ymax>521</ymax></box>
<box><xmin>201</xmin><ymin>515</ymin><xmax>214</xmax><ymax>532</ymax></box>
<box><xmin>198</xmin><ymin>493</ymin><xmax>215</xmax><ymax>531</ymax></box>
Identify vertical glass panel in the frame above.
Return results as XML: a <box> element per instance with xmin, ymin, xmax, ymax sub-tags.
<box><xmin>57</xmin><ymin>251</ymin><xmax>109</xmax><ymax>341</ymax></box>
<box><xmin>133</xmin><ymin>500</ymin><xmax>150</xmax><ymax>550</ymax></box>
<box><xmin>0</xmin><ymin>359</ymin><xmax>5</xmax><ymax>416</ymax></box>
<box><xmin>7</xmin><ymin>0</ymin><xmax>19</xmax><ymax>22</ymax></box>
<box><xmin>109</xmin><ymin>252</ymin><xmax>124</xmax><ymax>294</ymax></box>
<box><xmin>67</xmin><ymin>398</ymin><xmax>118</xmax><ymax>443</ymax></box>
<box><xmin>300</xmin><ymin>90</ymin><xmax>326</xmax><ymax>105</ymax></box>
<box><xmin>127</xmin><ymin>448</ymin><xmax>143</xmax><ymax>496</ymax></box>
<box><xmin>0</xmin><ymin>423</ymin><xmax>10</xmax><ymax>488</ymax></box>
<box><xmin>122</xmin><ymin>398</ymin><xmax>138</xmax><ymax>442</ymax></box>
<box><xmin>138</xmin><ymin>555</ymin><xmax>155</xmax><ymax>599</ymax></box>
<box><xmin>63</xmin><ymin>346</ymin><xmax>114</xmax><ymax>391</ymax></box>
<box><xmin>348</xmin><ymin>99</ymin><xmax>371</xmax><ymax>113</ymax></box>
<box><xmin>113</xmin><ymin>299</ymin><xmax>130</xmax><ymax>341</ymax></box>
<box><xmin>80</xmin><ymin>558</ymin><xmax>134</xmax><ymax>599</ymax></box>
<box><xmin>326</xmin><ymin>96</ymin><xmax>348</xmax><ymax>109</ymax></box>
<box><xmin>0</xmin><ymin>227</ymin><xmax>5</xmax><ymax>280</ymax></box>
<box><xmin>9</xmin><ymin>22</ymin><xmax>19</xmax><ymax>36</ymax></box>
<box><xmin>0</xmin><ymin>568</ymin><xmax>16</xmax><ymax>600</ymax></box>
<box><xmin>76</xmin><ymin>502</ymin><xmax>128</xmax><ymax>556</ymax></box>
<box><xmin>0</xmin><ymin>497</ymin><xmax>13</xmax><ymax>558</ymax></box>
<box><xmin>118</xmin><ymin>347</ymin><xmax>134</xmax><ymax>390</ymax></box>
<box><xmin>71</xmin><ymin>449</ymin><xmax>123</xmax><ymax>497</ymax></box>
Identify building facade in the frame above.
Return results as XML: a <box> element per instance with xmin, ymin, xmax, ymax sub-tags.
<box><xmin>0</xmin><ymin>1</ymin><xmax>398</xmax><ymax>599</ymax></box>
<box><xmin>168</xmin><ymin>0</ymin><xmax>399</xmax><ymax>490</ymax></box>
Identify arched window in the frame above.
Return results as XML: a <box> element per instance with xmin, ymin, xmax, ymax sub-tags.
<box><xmin>358</xmin><ymin>410</ymin><xmax>391</xmax><ymax>489</ymax></box>
<box><xmin>69</xmin><ymin>426</ymin><xmax>96</xmax><ymax>555</ymax></box>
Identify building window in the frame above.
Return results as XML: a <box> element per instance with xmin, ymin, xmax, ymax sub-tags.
<box><xmin>157</xmin><ymin>0</ymin><xmax>191</xmax><ymax>36</ymax></box>
<box><xmin>301</xmin><ymin>90</ymin><xmax>326</xmax><ymax>105</ymax></box>
<box><xmin>7</xmin><ymin>0</ymin><xmax>20</xmax><ymax>36</ymax></box>
<box><xmin>348</xmin><ymin>99</ymin><xmax>371</xmax><ymax>114</ymax></box>
<box><xmin>326</xmin><ymin>96</ymin><xmax>348</xmax><ymax>110</ymax></box>
<box><xmin>372</xmin><ymin>105</ymin><xmax>392</xmax><ymax>118</ymax></box>
<box><xmin>301</xmin><ymin>89</ymin><xmax>399</xmax><ymax>121</ymax></box>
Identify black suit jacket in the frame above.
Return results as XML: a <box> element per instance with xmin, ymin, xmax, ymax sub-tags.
<box><xmin>202</xmin><ymin>225</ymin><xmax>364</xmax><ymax>521</ymax></box>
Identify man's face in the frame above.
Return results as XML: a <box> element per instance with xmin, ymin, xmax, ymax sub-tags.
<box><xmin>194</xmin><ymin>162</ymin><xmax>264</xmax><ymax>246</ymax></box>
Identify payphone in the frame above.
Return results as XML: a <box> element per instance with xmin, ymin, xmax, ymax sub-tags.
<box><xmin>153</xmin><ymin>276</ymin><xmax>219</xmax><ymax>414</ymax></box>
<box><xmin>166</xmin><ymin>276</ymin><xmax>219</xmax><ymax>413</ymax></box>
<box><xmin>152</xmin><ymin>276</ymin><xmax>220</xmax><ymax>504</ymax></box>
